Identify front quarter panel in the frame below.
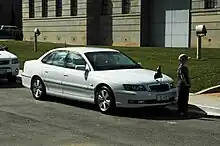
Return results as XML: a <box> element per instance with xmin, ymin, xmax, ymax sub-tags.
<box><xmin>86</xmin><ymin>72</ymin><xmax>123</xmax><ymax>98</ymax></box>
<box><xmin>87</xmin><ymin>72</ymin><xmax>177</xmax><ymax>108</ymax></box>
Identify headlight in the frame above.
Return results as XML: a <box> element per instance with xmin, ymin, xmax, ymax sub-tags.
<box><xmin>123</xmin><ymin>84</ymin><xmax>147</xmax><ymax>91</ymax></box>
<box><xmin>11</xmin><ymin>58</ymin><xmax>19</xmax><ymax>64</ymax></box>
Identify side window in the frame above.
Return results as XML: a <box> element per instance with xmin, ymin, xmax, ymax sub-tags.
<box><xmin>65</xmin><ymin>52</ymin><xmax>86</xmax><ymax>70</ymax></box>
<box><xmin>52</xmin><ymin>51</ymin><xmax>68</xmax><ymax>67</ymax></box>
<box><xmin>41</xmin><ymin>52</ymin><xmax>55</xmax><ymax>64</ymax></box>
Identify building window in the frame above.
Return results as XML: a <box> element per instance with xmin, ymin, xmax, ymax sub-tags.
<box><xmin>70</xmin><ymin>0</ymin><xmax>77</xmax><ymax>16</ymax></box>
<box><xmin>101</xmin><ymin>0</ymin><xmax>111</xmax><ymax>15</ymax></box>
<box><xmin>56</xmin><ymin>0</ymin><xmax>62</xmax><ymax>17</ymax></box>
<box><xmin>204</xmin><ymin>0</ymin><xmax>217</xmax><ymax>9</ymax></box>
<box><xmin>29</xmin><ymin>0</ymin><xmax>35</xmax><ymax>18</ymax></box>
<box><xmin>42</xmin><ymin>0</ymin><xmax>48</xmax><ymax>17</ymax></box>
<box><xmin>122</xmin><ymin>0</ymin><xmax>130</xmax><ymax>14</ymax></box>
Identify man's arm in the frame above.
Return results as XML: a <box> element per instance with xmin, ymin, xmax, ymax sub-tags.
<box><xmin>180</xmin><ymin>67</ymin><xmax>191</xmax><ymax>87</ymax></box>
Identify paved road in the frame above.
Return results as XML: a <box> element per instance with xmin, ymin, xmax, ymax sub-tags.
<box><xmin>0</xmin><ymin>80</ymin><xmax>220</xmax><ymax>146</ymax></box>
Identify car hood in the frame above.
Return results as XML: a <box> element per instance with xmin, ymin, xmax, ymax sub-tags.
<box><xmin>0</xmin><ymin>50</ymin><xmax>17</xmax><ymax>59</ymax></box>
<box><xmin>94</xmin><ymin>69</ymin><xmax>173</xmax><ymax>84</ymax></box>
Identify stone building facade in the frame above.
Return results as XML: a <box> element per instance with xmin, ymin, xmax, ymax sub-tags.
<box><xmin>23</xmin><ymin>0</ymin><xmax>203</xmax><ymax>48</ymax></box>
<box><xmin>191</xmin><ymin>0</ymin><xmax>220</xmax><ymax>48</ymax></box>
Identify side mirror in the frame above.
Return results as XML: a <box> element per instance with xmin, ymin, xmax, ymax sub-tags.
<box><xmin>85</xmin><ymin>64</ymin><xmax>91</xmax><ymax>72</ymax></box>
<box><xmin>75</xmin><ymin>65</ymin><xmax>86</xmax><ymax>71</ymax></box>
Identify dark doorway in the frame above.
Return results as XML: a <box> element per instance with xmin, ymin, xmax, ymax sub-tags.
<box><xmin>11</xmin><ymin>4</ymin><xmax>15</xmax><ymax>26</ymax></box>
<box><xmin>141</xmin><ymin>0</ymin><xmax>191</xmax><ymax>48</ymax></box>
<box><xmin>140</xmin><ymin>0</ymin><xmax>150</xmax><ymax>47</ymax></box>
<box><xmin>87</xmin><ymin>0</ymin><xmax>113</xmax><ymax>46</ymax></box>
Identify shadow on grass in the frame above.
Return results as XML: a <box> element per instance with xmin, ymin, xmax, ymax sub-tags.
<box><xmin>43</xmin><ymin>95</ymin><xmax>220</xmax><ymax>121</ymax></box>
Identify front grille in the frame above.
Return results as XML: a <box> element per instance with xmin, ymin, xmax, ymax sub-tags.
<box><xmin>149</xmin><ymin>84</ymin><xmax>170</xmax><ymax>92</ymax></box>
<box><xmin>0</xmin><ymin>60</ymin><xmax>10</xmax><ymax>65</ymax></box>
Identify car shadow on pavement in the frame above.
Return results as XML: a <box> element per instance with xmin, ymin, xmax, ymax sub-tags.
<box><xmin>0</xmin><ymin>79</ymin><xmax>23</xmax><ymax>88</ymax></box>
<box><xmin>43</xmin><ymin>96</ymin><xmax>220</xmax><ymax>121</ymax></box>
<box><xmin>114</xmin><ymin>105</ymin><xmax>220</xmax><ymax>120</ymax></box>
<box><xmin>112</xmin><ymin>105</ymin><xmax>206</xmax><ymax>121</ymax></box>
<box><xmin>44</xmin><ymin>95</ymin><xmax>96</xmax><ymax>110</ymax></box>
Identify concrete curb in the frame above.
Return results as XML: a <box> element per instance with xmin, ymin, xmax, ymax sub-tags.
<box><xmin>168</xmin><ymin>103</ymin><xmax>220</xmax><ymax>117</ymax></box>
<box><xmin>191</xmin><ymin>104</ymin><xmax>220</xmax><ymax>117</ymax></box>
<box><xmin>194</xmin><ymin>85</ymin><xmax>220</xmax><ymax>95</ymax></box>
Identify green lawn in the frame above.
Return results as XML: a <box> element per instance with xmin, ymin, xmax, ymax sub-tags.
<box><xmin>1</xmin><ymin>40</ymin><xmax>220</xmax><ymax>93</ymax></box>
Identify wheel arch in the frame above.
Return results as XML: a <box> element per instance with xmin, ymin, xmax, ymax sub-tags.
<box><xmin>94</xmin><ymin>83</ymin><xmax>115</xmax><ymax>103</ymax></box>
<box><xmin>30</xmin><ymin>75</ymin><xmax>45</xmax><ymax>88</ymax></box>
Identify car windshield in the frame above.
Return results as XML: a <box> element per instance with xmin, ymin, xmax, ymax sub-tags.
<box><xmin>85</xmin><ymin>51</ymin><xmax>143</xmax><ymax>71</ymax></box>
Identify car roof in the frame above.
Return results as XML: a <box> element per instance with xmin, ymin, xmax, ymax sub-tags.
<box><xmin>52</xmin><ymin>47</ymin><xmax>119</xmax><ymax>54</ymax></box>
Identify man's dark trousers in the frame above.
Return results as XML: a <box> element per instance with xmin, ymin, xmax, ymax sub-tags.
<box><xmin>177</xmin><ymin>85</ymin><xmax>189</xmax><ymax>113</ymax></box>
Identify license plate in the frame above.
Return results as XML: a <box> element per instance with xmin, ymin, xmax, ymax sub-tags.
<box><xmin>156</xmin><ymin>94</ymin><xmax>170</xmax><ymax>101</ymax></box>
<box><xmin>0</xmin><ymin>69</ymin><xmax>6</xmax><ymax>74</ymax></box>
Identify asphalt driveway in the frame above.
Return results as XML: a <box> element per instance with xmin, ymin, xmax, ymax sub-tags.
<box><xmin>0</xmin><ymin>79</ymin><xmax>220</xmax><ymax>146</ymax></box>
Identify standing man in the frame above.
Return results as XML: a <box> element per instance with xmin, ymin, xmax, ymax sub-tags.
<box><xmin>177</xmin><ymin>54</ymin><xmax>191</xmax><ymax>116</ymax></box>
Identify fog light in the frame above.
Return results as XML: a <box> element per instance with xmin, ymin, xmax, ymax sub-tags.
<box><xmin>15</xmin><ymin>68</ymin><xmax>19</xmax><ymax>73</ymax></box>
<box><xmin>128</xmin><ymin>100</ymin><xmax>134</xmax><ymax>104</ymax></box>
<box><xmin>128</xmin><ymin>100</ymin><xmax>146</xmax><ymax>104</ymax></box>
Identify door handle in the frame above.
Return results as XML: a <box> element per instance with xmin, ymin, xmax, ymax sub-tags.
<box><xmin>64</xmin><ymin>74</ymin><xmax>68</xmax><ymax>77</ymax></box>
<box><xmin>45</xmin><ymin>71</ymin><xmax>48</xmax><ymax>73</ymax></box>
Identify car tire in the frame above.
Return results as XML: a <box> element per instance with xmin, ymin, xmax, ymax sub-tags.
<box><xmin>31</xmin><ymin>76</ymin><xmax>46</xmax><ymax>100</ymax></box>
<box><xmin>95</xmin><ymin>86</ymin><xmax>116</xmax><ymax>114</ymax></box>
<box><xmin>7</xmin><ymin>75</ymin><xmax>17</xmax><ymax>83</ymax></box>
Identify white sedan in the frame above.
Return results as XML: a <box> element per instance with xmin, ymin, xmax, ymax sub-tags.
<box><xmin>0</xmin><ymin>45</ymin><xmax>19</xmax><ymax>82</ymax></box>
<box><xmin>22</xmin><ymin>47</ymin><xmax>177</xmax><ymax>114</ymax></box>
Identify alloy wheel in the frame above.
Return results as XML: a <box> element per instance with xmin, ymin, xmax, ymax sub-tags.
<box><xmin>97</xmin><ymin>89</ymin><xmax>111</xmax><ymax>112</ymax></box>
<box><xmin>32</xmin><ymin>79</ymin><xmax>43</xmax><ymax>99</ymax></box>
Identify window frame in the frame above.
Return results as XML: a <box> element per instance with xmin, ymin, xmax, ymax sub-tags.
<box><xmin>204</xmin><ymin>0</ymin><xmax>217</xmax><ymax>9</ymax></box>
<box><xmin>41</xmin><ymin>50</ymin><xmax>69</xmax><ymax>68</ymax></box>
<box><xmin>52</xmin><ymin>50</ymin><xmax>69</xmax><ymax>67</ymax></box>
<box><xmin>56</xmin><ymin>0</ymin><xmax>62</xmax><ymax>17</ymax></box>
<box><xmin>64</xmin><ymin>51</ymin><xmax>87</xmax><ymax>70</ymax></box>
<box><xmin>70</xmin><ymin>0</ymin><xmax>77</xmax><ymax>16</ymax></box>
<box><xmin>42</xmin><ymin>0</ymin><xmax>48</xmax><ymax>17</ymax></box>
<box><xmin>29</xmin><ymin>0</ymin><xmax>35</xmax><ymax>18</ymax></box>
<box><xmin>101</xmin><ymin>0</ymin><xmax>112</xmax><ymax>15</ymax></box>
<box><xmin>122</xmin><ymin>0</ymin><xmax>131</xmax><ymax>14</ymax></box>
<box><xmin>41</xmin><ymin>52</ymin><xmax>56</xmax><ymax>65</ymax></box>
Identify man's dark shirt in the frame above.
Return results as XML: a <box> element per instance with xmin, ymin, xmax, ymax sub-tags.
<box><xmin>177</xmin><ymin>64</ymin><xmax>191</xmax><ymax>88</ymax></box>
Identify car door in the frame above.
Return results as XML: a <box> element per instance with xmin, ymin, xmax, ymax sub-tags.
<box><xmin>62</xmin><ymin>51</ymin><xmax>93</xmax><ymax>102</ymax></box>
<box><xmin>41</xmin><ymin>50</ymin><xmax>68</xmax><ymax>94</ymax></box>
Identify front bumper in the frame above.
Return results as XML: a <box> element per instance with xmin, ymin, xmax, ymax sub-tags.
<box><xmin>114</xmin><ymin>88</ymin><xmax>177</xmax><ymax>108</ymax></box>
<box><xmin>0</xmin><ymin>65</ymin><xmax>19</xmax><ymax>78</ymax></box>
